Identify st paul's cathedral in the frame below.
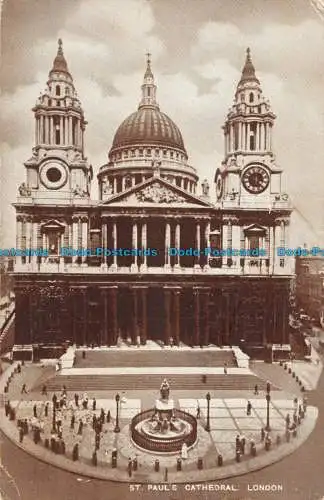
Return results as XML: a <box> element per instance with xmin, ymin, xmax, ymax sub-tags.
<box><xmin>13</xmin><ymin>40</ymin><xmax>293</xmax><ymax>353</ymax></box>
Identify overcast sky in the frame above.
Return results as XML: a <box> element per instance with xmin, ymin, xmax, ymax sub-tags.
<box><xmin>1</xmin><ymin>0</ymin><xmax>324</xmax><ymax>247</ymax></box>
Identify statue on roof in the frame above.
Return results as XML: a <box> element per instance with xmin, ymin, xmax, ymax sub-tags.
<box><xmin>201</xmin><ymin>179</ymin><xmax>209</xmax><ymax>196</ymax></box>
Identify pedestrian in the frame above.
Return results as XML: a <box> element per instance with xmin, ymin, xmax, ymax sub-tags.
<box><xmin>106</xmin><ymin>410</ymin><xmax>111</xmax><ymax>423</ymax></box>
<box><xmin>224</xmin><ymin>362</ymin><xmax>228</xmax><ymax>375</ymax></box>
<box><xmin>261</xmin><ymin>428</ymin><xmax>265</xmax><ymax>441</ymax></box>
<box><xmin>74</xmin><ymin>393</ymin><xmax>79</xmax><ymax>407</ymax></box>
<box><xmin>33</xmin><ymin>404</ymin><xmax>37</xmax><ymax>418</ymax></box>
<box><xmin>285</xmin><ymin>413</ymin><xmax>290</xmax><ymax>428</ymax></box>
<box><xmin>41</xmin><ymin>385</ymin><xmax>47</xmax><ymax>395</ymax></box>
<box><xmin>92</xmin><ymin>398</ymin><xmax>96</xmax><ymax>411</ymax></box>
<box><xmin>23</xmin><ymin>419</ymin><xmax>28</xmax><ymax>435</ymax></box>
<box><xmin>128</xmin><ymin>457</ymin><xmax>132</xmax><ymax>477</ymax></box>
<box><xmin>92</xmin><ymin>414</ymin><xmax>97</xmax><ymax>429</ymax></box>
<box><xmin>100</xmin><ymin>408</ymin><xmax>105</xmax><ymax>423</ymax></box>
<box><xmin>293</xmin><ymin>411</ymin><xmax>298</xmax><ymax>425</ymax></box>
<box><xmin>240</xmin><ymin>434</ymin><xmax>246</xmax><ymax>455</ymax></box>
<box><xmin>246</xmin><ymin>400</ymin><xmax>252</xmax><ymax>416</ymax></box>
<box><xmin>235</xmin><ymin>434</ymin><xmax>240</xmax><ymax>450</ymax></box>
<box><xmin>5</xmin><ymin>401</ymin><xmax>10</xmax><ymax>417</ymax></box>
<box><xmin>254</xmin><ymin>384</ymin><xmax>259</xmax><ymax>395</ymax></box>
<box><xmin>45</xmin><ymin>402</ymin><xmax>49</xmax><ymax>417</ymax></box>
<box><xmin>82</xmin><ymin>350</ymin><xmax>86</xmax><ymax>359</ymax></box>
<box><xmin>196</xmin><ymin>401</ymin><xmax>201</xmax><ymax>419</ymax></box>
<box><xmin>77</xmin><ymin>420</ymin><xmax>83</xmax><ymax>435</ymax></box>
<box><xmin>70</xmin><ymin>414</ymin><xmax>75</xmax><ymax>429</ymax></box>
<box><xmin>164</xmin><ymin>467</ymin><xmax>168</xmax><ymax>482</ymax></box>
<box><xmin>19</xmin><ymin>426</ymin><xmax>24</xmax><ymax>443</ymax></box>
<box><xmin>21</xmin><ymin>383</ymin><xmax>27</xmax><ymax>394</ymax></box>
<box><xmin>17</xmin><ymin>364</ymin><xmax>21</xmax><ymax>374</ymax></box>
<box><xmin>181</xmin><ymin>442</ymin><xmax>188</xmax><ymax>460</ymax></box>
<box><xmin>52</xmin><ymin>394</ymin><xmax>57</xmax><ymax>407</ymax></box>
<box><xmin>62</xmin><ymin>385</ymin><xmax>67</xmax><ymax>396</ymax></box>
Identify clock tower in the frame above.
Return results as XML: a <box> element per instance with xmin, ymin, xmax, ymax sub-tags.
<box><xmin>15</xmin><ymin>40</ymin><xmax>93</xmax><ymax>272</ymax></box>
<box><xmin>214</xmin><ymin>48</ymin><xmax>292</xmax><ymax>276</ymax></box>
<box><xmin>22</xmin><ymin>39</ymin><xmax>92</xmax><ymax>202</ymax></box>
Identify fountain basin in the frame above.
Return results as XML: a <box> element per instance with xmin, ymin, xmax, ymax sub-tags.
<box><xmin>130</xmin><ymin>408</ymin><xmax>197</xmax><ymax>454</ymax></box>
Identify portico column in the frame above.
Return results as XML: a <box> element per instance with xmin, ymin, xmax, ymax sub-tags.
<box><xmin>82</xmin><ymin>288</ymin><xmax>87</xmax><ymax>345</ymax></box>
<box><xmin>131</xmin><ymin>221</ymin><xmax>138</xmax><ymax>271</ymax></box>
<box><xmin>111</xmin><ymin>220</ymin><xmax>117</xmax><ymax>270</ymax></box>
<box><xmin>16</xmin><ymin>218</ymin><xmax>22</xmax><ymax>267</ymax></box>
<box><xmin>165</xmin><ymin>221</ymin><xmax>171</xmax><ymax>269</ymax></box>
<box><xmin>81</xmin><ymin>218</ymin><xmax>88</xmax><ymax>265</ymax></box>
<box><xmin>101</xmin><ymin>288</ymin><xmax>108</xmax><ymax>345</ymax></box>
<box><xmin>113</xmin><ymin>177</ymin><xmax>117</xmax><ymax>194</ymax></box>
<box><xmin>194</xmin><ymin>289</ymin><xmax>200</xmax><ymax>346</ymax></box>
<box><xmin>132</xmin><ymin>288</ymin><xmax>138</xmax><ymax>344</ymax></box>
<box><xmin>141</xmin><ymin>288</ymin><xmax>147</xmax><ymax>345</ymax></box>
<box><xmin>238</xmin><ymin>122</ymin><xmax>242</xmax><ymax>150</ymax></box>
<box><xmin>110</xmin><ymin>287</ymin><xmax>118</xmax><ymax>345</ymax></box>
<box><xmin>202</xmin><ymin>290</ymin><xmax>210</xmax><ymax>345</ymax></box>
<box><xmin>174</xmin><ymin>223</ymin><xmax>180</xmax><ymax>268</ymax></box>
<box><xmin>101</xmin><ymin>219</ymin><xmax>108</xmax><ymax>268</ymax></box>
<box><xmin>204</xmin><ymin>220</ymin><xmax>210</xmax><ymax>268</ymax></box>
<box><xmin>141</xmin><ymin>222</ymin><xmax>147</xmax><ymax>270</ymax></box>
<box><xmin>194</xmin><ymin>221</ymin><xmax>201</xmax><ymax>269</ymax></box>
<box><xmin>164</xmin><ymin>288</ymin><xmax>171</xmax><ymax>345</ymax></box>
<box><xmin>72</xmin><ymin>217</ymin><xmax>78</xmax><ymax>265</ymax></box>
<box><xmin>173</xmin><ymin>289</ymin><xmax>180</xmax><ymax>346</ymax></box>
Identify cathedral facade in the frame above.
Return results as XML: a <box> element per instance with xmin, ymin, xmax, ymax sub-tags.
<box><xmin>13</xmin><ymin>41</ymin><xmax>293</xmax><ymax>352</ymax></box>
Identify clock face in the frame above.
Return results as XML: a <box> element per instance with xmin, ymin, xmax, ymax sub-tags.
<box><xmin>215</xmin><ymin>169</ymin><xmax>223</xmax><ymax>200</ymax></box>
<box><xmin>242</xmin><ymin>165</ymin><xmax>269</xmax><ymax>194</ymax></box>
<box><xmin>40</xmin><ymin>161</ymin><xmax>68</xmax><ymax>189</ymax></box>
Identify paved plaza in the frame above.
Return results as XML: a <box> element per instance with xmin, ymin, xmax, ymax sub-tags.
<box><xmin>4</xmin><ymin>393</ymin><xmax>317</xmax><ymax>479</ymax></box>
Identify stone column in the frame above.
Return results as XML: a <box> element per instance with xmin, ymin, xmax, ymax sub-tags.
<box><xmin>238</xmin><ymin>122</ymin><xmax>242</xmax><ymax>150</ymax></box>
<box><xmin>202</xmin><ymin>290</ymin><xmax>210</xmax><ymax>345</ymax></box>
<box><xmin>16</xmin><ymin>218</ymin><xmax>22</xmax><ymax>267</ymax></box>
<box><xmin>110</xmin><ymin>286</ymin><xmax>118</xmax><ymax>345</ymax></box>
<box><xmin>141</xmin><ymin>287</ymin><xmax>147</xmax><ymax>345</ymax></box>
<box><xmin>141</xmin><ymin>222</ymin><xmax>147</xmax><ymax>270</ymax></box>
<box><xmin>174</xmin><ymin>223</ymin><xmax>180</xmax><ymax>268</ymax></box>
<box><xmin>101</xmin><ymin>219</ymin><xmax>108</xmax><ymax>268</ymax></box>
<box><xmin>173</xmin><ymin>289</ymin><xmax>180</xmax><ymax>346</ymax></box>
<box><xmin>164</xmin><ymin>288</ymin><xmax>171</xmax><ymax>345</ymax></box>
<box><xmin>81</xmin><ymin>218</ymin><xmax>88</xmax><ymax>266</ymax></box>
<box><xmin>203</xmin><ymin>220</ymin><xmax>210</xmax><ymax>268</ymax></box>
<box><xmin>194</xmin><ymin>288</ymin><xmax>200</xmax><ymax>346</ymax></box>
<box><xmin>165</xmin><ymin>221</ymin><xmax>171</xmax><ymax>270</ymax></box>
<box><xmin>44</xmin><ymin>116</ymin><xmax>49</xmax><ymax>145</ymax></box>
<box><xmin>131</xmin><ymin>221</ymin><xmax>138</xmax><ymax>271</ymax></box>
<box><xmin>132</xmin><ymin>288</ymin><xmax>138</xmax><ymax>344</ymax></box>
<box><xmin>60</xmin><ymin>116</ymin><xmax>63</xmax><ymax>145</ymax></box>
<box><xmin>194</xmin><ymin>221</ymin><xmax>201</xmax><ymax>269</ymax></box>
<box><xmin>101</xmin><ymin>288</ymin><xmax>108</xmax><ymax>345</ymax></box>
<box><xmin>111</xmin><ymin>220</ymin><xmax>117</xmax><ymax>271</ymax></box>
<box><xmin>113</xmin><ymin>177</ymin><xmax>117</xmax><ymax>194</ymax></box>
<box><xmin>72</xmin><ymin>217</ymin><xmax>78</xmax><ymax>265</ymax></box>
<box><xmin>82</xmin><ymin>288</ymin><xmax>87</xmax><ymax>345</ymax></box>
<box><xmin>68</xmin><ymin>116</ymin><xmax>72</xmax><ymax>145</ymax></box>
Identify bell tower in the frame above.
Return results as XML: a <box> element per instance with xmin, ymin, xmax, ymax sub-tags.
<box><xmin>20</xmin><ymin>39</ymin><xmax>92</xmax><ymax>203</ymax></box>
<box><xmin>215</xmin><ymin>48</ymin><xmax>285</xmax><ymax>208</ymax></box>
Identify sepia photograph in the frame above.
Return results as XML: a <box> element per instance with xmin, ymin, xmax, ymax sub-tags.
<box><xmin>0</xmin><ymin>0</ymin><xmax>324</xmax><ymax>499</ymax></box>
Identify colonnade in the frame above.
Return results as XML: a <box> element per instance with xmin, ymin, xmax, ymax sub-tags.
<box><xmin>35</xmin><ymin>113</ymin><xmax>83</xmax><ymax>148</ymax></box>
<box><xmin>225</xmin><ymin>120</ymin><xmax>272</xmax><ymax>155</ymax></box>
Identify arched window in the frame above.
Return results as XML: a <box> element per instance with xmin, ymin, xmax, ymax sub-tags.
<box><xmin>249</xmin><ymin>92</ymin><xmax>254</xmax><ymax>103</ymax></box>
<box><xmin>65</xmin><ymin>86</ymin><xmax>70</xmax><ymax>96</ymax></box>
<box><xmin>56</xmin><ymin>85</ymin><xmax>61</xmax><ymax>96</ymax></box>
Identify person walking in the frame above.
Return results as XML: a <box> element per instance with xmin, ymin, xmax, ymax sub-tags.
<box><xmin>41</xmin><ymin>385</ymin><xmax>47</xmax><ymax>396</ymax></box>
<box><xmin>21</xmin><ymin>383</ymin><xmax>27</xmax><ymax>394</ymax></box>
<box><xmin>196</xmin><ymin>401</ymin><xmax>201</xmax><ymax>419</ymax></box>
<box><xmin>92</xmin><ymin>398</ymin><xmax>96</xmax><ymax>411</ymax></box>
<box><xmin>247</xmin><ymin>400</ymin><xmax>252</xmax><ymax>416</ymax></box>
<box><xmin>254</xmin><ymin>384</ymin><xmax>259</xmax><ymax>395</ymax></box>
<box><xmin>224</xmin><ymin>362</ymin><xmax>228</xmax><ymax>375</ymax></box>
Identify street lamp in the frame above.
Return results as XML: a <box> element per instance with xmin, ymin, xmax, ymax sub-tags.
<box><xmin>205</xmin><ymin>392</ymin><xmax>211</xmax><ymax>432</ymax></box>
<box><xmin>114</xmin><ymin>393</ymin><xmax>120</xmax><ymax>433</ymax></box>
<box><xmin>265</xmin><ymin>381</ymin><xmax>271</xmax><ymax>432</ymax></box>
<box><xmin>51</xmin><ymin>404</ymin><xmax>56</xmax><ymax>434</ymax></box>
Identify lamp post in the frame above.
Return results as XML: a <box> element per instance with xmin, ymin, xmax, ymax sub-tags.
<box><xmin>114</xmin><ymin>393</ymin><xmax>120</xmax><ymax>433</ymax></box>
<box><xmin>205</xmin><ymin>392</ymin><xmax>211</xmax><ymax>432</ymax></box>
<box><xmin>51</xmin><ymin>404</ymin><xmax>56</xmax><ymax>434</ymax></box>
<box><xmin>265</xmin><ymin>381</ymin><xmax>271</xmax><ymax>432</ymax></box>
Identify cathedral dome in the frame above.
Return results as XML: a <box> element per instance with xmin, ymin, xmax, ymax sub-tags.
<box><xmin>110</xmin><ymin>107</ymin><xmax>186</xmax><ymax>155</ymax></box>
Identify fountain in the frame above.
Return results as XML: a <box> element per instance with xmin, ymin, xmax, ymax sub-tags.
<box><xmin>131</xmin><ymin>379</ymin><xmax>197</xmax><ymax>453</ymax></box>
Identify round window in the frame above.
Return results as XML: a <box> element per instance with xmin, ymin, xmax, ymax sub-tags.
<box><xmin>47</xmin><ymin>167</ymin><xmax>62</xmax><ymax>183</ymax></box>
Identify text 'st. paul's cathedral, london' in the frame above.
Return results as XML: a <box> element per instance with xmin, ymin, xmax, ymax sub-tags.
<box><xmin>13</xmin><ymin>41</ymin><xmax>293</xmax><ymax>352</ymax></box>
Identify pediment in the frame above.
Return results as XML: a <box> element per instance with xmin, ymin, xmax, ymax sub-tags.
<box><xmin>40</xmin><ymin>219</ymin><xmax>65</xmax><ymax>231</ymax></box>
<box><xmin>244</xmin><ymin>223</ymin><xmax>266</xmax><ymax>234</ymax></box>
<box><xmin>101</xmin><ymin>177</ymin><xmax>212</xmax><ymax>208</ymax></box>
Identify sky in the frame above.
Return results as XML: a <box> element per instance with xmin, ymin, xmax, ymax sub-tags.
<box><xmin>1</xmin><ymin>0</ymin><xmax>324</xmax><ymax>247</ymax></box>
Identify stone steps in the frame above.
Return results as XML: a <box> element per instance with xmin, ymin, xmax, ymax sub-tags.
<box><xmin>74</xmin><ymin>349</ymin><xmax>237</xmax><ymax>368</ymax></box>
<box><xmin>35</xmin><ymin>373</ymin><xmax>274</xmax><ymax>393</ymax></box>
